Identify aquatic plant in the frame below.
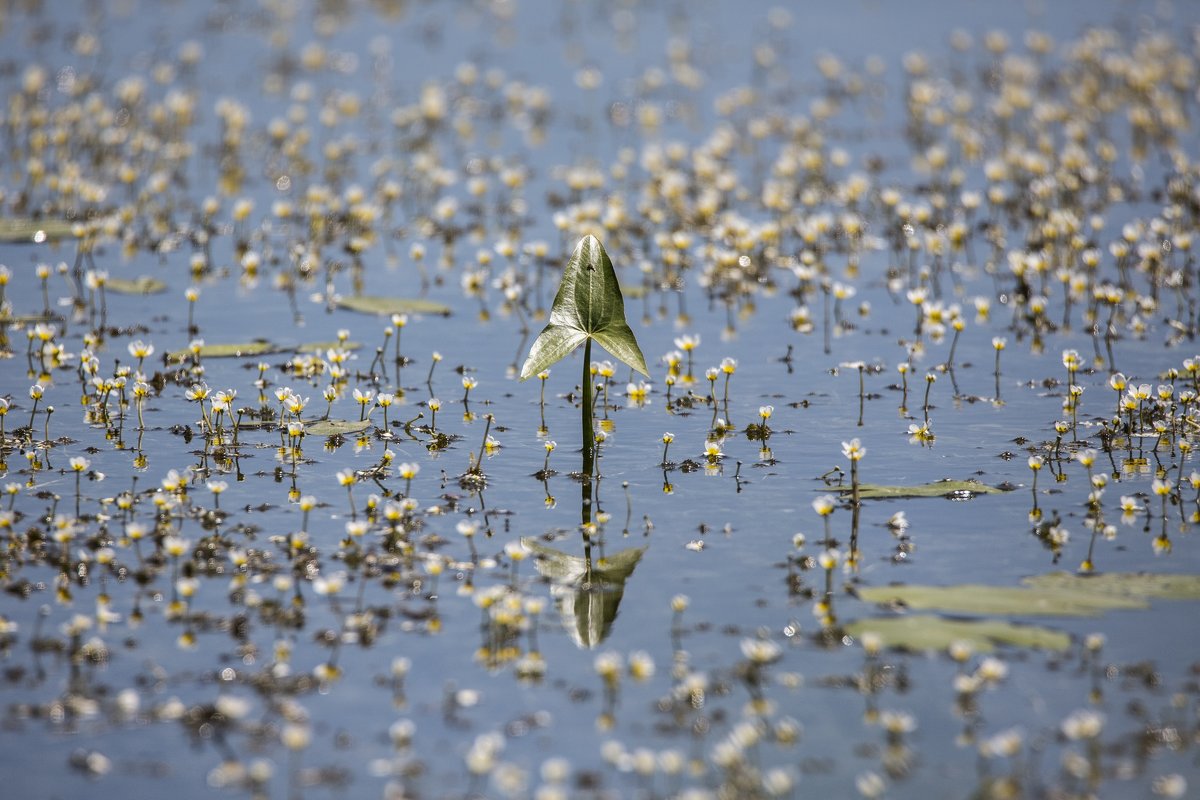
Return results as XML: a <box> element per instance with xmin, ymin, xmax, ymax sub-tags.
<box><xmin>520</xmin><ymin>234</ymin><xmax>648</xmax><ymax>487</ymax></box>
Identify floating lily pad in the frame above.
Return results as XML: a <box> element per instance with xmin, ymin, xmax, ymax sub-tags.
<box><xmin>845</xmin><ymin>615</ymin><xmax>1071</xmax><ymax>653</ymax></box>
<box><xmin>0</xmin><ymin>217</ymin><xmax>76</xmax><ymax>242</ymax></box>
<box><xmin>104</xmin><ymin>276</ymin><xmax>168</xmax><ymax>295</ymax></box>
<box><xmin>295</xmin><ymin>340</ymin><xmax>363</xmax><ymax>354</ymax></box>
<box><xmin>1022</xmin><ymin>571</ymin><xmax>1200</xmax><ymax>601</ymax></box>
<box><xmin>301</xmin><ymin>418</ymin><xmax>372</xmax><ymax>437</ymax></box>
<box><xmin>167</xmin><ymin>341</ymin><xmax>281</xmax><ymax>362</ymax></box>
<box><xmin>845</xmin><ymin>479</ymin><xmax>1008</xmax><ymax>500</ymax></box>
<box><xmin>856</xmin><ymin>583</ymin><xmax>1145</xmax><ymax>616</ymax></box>
<box><xmin>336</xmin><ymin>295</ymin><xmax>451</xmax><ymax>316</ymax></box>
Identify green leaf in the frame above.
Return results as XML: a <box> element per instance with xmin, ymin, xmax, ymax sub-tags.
<box><xmin>0</xmin><ymin>311</ymin><xmax>58</xmax><ymax>325</ymax></box>
<box><xmin>295</xmin><ymin>340</ymin><xmax>363</xmax><ymax>354</ymax></box>
<box><xmin>336</xmin><ymin>295</ymin><xmax>451</xmax><ymax>316</ymax></box>
<box><xmin>104</xmin><ymin>276</ymin><xmax>168</xmax><ymax>295</ymax></box>
<box><xmin>520</xmin><ymin>235</ymin><xmax>648</xmax><ymax>380</ymax></box>
<box><xmin>856</xmin><ymin>583</ymin><xmax>1145</xmax><ymax>616</ymax></box>
<box><xmin>857</xmin><ymin>572</ymin><xmax>1200</xmax><ymax>618</ymax></box>
<box><xmin>844</xmin><ymin>615</ymin><xmax>1071</xmax><ymax>653</ymax></box>
<box><xmin>166</xmin><ymin>341</ymin><xmax>281</xmax><ymax>362</ymax></box>
<box><xmin>0</xmin><ymin>217</ymin><xmax>76</xmax><ymax>243</ymax></box>
<box><xmin>521</xmin><ymin>325</ymin><xmax>587</xmax><ymax>380</ymax></box>
<box><xmin>1021</xmin><ymin>571</ymin><xmax>1200</xmax><ymax>601</ymax></box>
<box><xmin>844</xmin><ymin>479</ymin><xmax>1008</xmax><ymax>500</ymax></box>
<box><xmin>302</xmin><ymin>418</ymin><xmax>372</xmax><ymax>436</ymax></box>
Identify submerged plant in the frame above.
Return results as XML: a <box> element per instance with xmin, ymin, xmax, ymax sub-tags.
<box><xmin>520</xmin><ymin>235</ymin><xmax>648</xmax><ymax>487</ymax></box>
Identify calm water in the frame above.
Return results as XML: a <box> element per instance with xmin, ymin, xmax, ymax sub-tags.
<box><xmin>1</xmin><ymin>1</ymin><xmax>1198</xmax><ymax>798</ymax></box>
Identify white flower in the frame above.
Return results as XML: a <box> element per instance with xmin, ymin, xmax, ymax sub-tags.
<box><xmin>841</xmin><ymin>438</ymin><xmax>866</xmax><ymax>461</ymax></box>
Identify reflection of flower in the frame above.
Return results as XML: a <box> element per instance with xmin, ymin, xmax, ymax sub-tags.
<box><xmin>740</xmin><ymin>637</ymin><xmax>782</xmax><ymax>664</ymax></box>
<box><xmin>817</xmin><ymin>549</ymin><xmax>840</xmax><ymax>570</ymax></box>
<box><xmin>1061</xmin><ymin>709</ymin><xmax>1104</xmax><ymax>741</ymax></box>
<box><xmin>625</xmin><ymin>381</ymin><xmax>650</xmax><ymax>406</ymax></box>
<box><xmin>594</xmin><ymin>651</ymin><xmax>622</xmax><ymax>686</ymax></box>
<box><xmin>628</xmin><ymin>651</ymin><xmax>655</xmax><ymax>681</ymax></box>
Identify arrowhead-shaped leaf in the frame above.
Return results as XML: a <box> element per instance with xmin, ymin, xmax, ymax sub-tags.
<box><xmin>519</xmin><ymin>235</ymin><xmax>648</xmax><ymax>380</ymax></box>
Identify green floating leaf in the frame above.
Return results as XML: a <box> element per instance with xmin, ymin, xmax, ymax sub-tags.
<box><xmin>0</xmin><ymin>217</ymin><xmax>76</xmax><ymax>243</ymax></box>
<box><xmin>104</xmin><ymin>276</ymin><xmax>168</xmax><ymax>295</ymax></box>
<box><xmin>227</xmin><ymin>419</ymin><xmax>277</xmax><ymax>431</ymax></box>
<box><xmin>858</xmin><ymin>572</ymin><xmax>1200</xmax><ymax>618</ymax></box>
<box><xmin>302</xmin><ymin>418</ymin><xmax>372</xmax><ymax>436</ymax></box>
<box><xmin>845</xmin><ymin>615</ymin><xmax>1071</xmax><ymax>653</ymax></box>
<box><xmin>336</xmin><ymin>295</ymin><xmax>451</xmax><ymax>316</ymax></box>
<box><xmin>0</xmin><ymin>312</ymin><xmax>58</xmax><ymax>325</ymax></box>
<box><xmin>520</xmin><ymin>235</ymin><xmax>648</xmax><ymax>380</ymax></box>
<box><xmin>166</xmin><ymin>341</ymin><xmax>281</xmax><ymax>362</ymax></box>
<box><xmin>1022</xmin><ymin>571</ymin><xmax>1200</xmax><ymax>601</ymax></box>
<box><xmin>846</xmin><ymin>479</ymin><xmax>1008</xmax><ymax>500</ymax></box>
<box><xmin>856</xmin><ymin>583</ymin><xmax>1145</xmax><ymax>616</ymax></box>
<box><xmin>295</xmin><ymin>340</ymin><xmax>363</xmax><ymax>354</ymax></box>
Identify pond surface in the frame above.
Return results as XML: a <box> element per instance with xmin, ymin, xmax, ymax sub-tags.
<box><xmin>1</xmin><ymin>1</ymin><xmax>1199</xmax><ymax>798</ymax></box>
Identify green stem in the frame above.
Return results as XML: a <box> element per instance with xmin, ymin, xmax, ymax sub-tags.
<box><xmin>582</xmin><ymin>338</ymin><xmax>594</xmax><ymax>528</ymax></box>
<box><xmin>583</xmin><ymin>338</ymin><xmax>594</xmax><ymax>478</ymax></box>
<box><xmin>27</xmin><ymin>397</ymin><xmax>39</xmax><ymax>439</ymax></box>
<box><xmin>851</xmin><ymin>461</ymin><xmax>859</xmax><ymax>507</ymax></box>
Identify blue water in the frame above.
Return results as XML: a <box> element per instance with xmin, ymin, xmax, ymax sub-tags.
<box><xmin>1</xmin><ymin>1</ymin><xmax>1198</xmax><ymax>798</ymax></box>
